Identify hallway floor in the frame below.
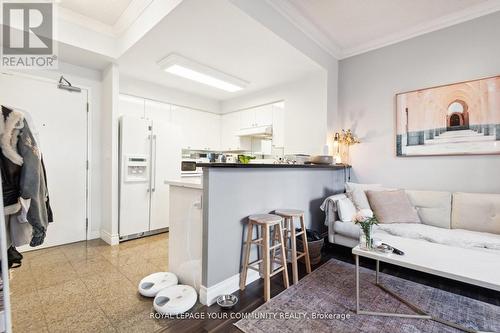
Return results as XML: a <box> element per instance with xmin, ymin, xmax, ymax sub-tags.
<box><xmin>405</xmin><ymin>129</ymin><xmax>500</xmax><ymax>155</ymax></box>
<box><xmin>9</xmin><ymin>233</ymin><xmax>170</xmax><ymax>333</ymax></box>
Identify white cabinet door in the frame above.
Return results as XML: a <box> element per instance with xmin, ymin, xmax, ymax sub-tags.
<box><xmin>198</xmin><ymin>112</ymin><xmax>221</xmax><ymax>151</ymax></box>
<box><xmin>172</xmin><ymin>106</ymin><xmax>199</xmax><ymax>149</ymax></box>
<box><xmin>172</xmin><ymin>107</ymin><xmax>220</xmax><ymax>151</ymax></box>
<box><xmin>221</xmin><ymin>112</ymin><xmax>251</xmax><ymax>151</ymax></box>
<box><xmin>272</xmin><ymin>105</ymin><xmax>285</xmax><ymax>148</ymax></box>
<box><xmin>119</xmin><ymin>94</ymin><xmax>145</xmax><ymax>118</ymax></box>
<box><xmin>145</xmin><ymin>99</ymin><xmax>171</xmax><ymax>124</ymax></box>
<box><xmin>221</xmin><ymin>112</ymin><xmax>238</xmax><ymax>151</ymax></box>
<box><xmin>255</xmin><ymin>105</ymin><xmax>273</xmax><ymax>127</ymax></box>
<box><xmin>239</xmin><ymin>109</ymin><xmax>255</xmax><ymax>129</ymax></box>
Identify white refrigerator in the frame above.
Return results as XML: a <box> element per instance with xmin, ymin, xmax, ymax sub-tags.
<box><xmin>119</xmin><ymin>115</ymin><xmax>182</xmax><ymax>240</ymax></box>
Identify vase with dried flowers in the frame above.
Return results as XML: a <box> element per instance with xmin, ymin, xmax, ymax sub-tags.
<box><xmin>336</xmin><ymin>129</ymin><xmax>360</xmax><ymax>165</ymax></box>
<box><xmin>353</xmin><ymin>212</ymin><xmax>378</xmax><ymax>250</ymax></box>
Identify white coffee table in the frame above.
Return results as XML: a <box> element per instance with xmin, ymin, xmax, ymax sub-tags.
<box><xmin>352</xmin><ymin>234</ymin><xmax>500</xmax><ymax>333</ymax></box>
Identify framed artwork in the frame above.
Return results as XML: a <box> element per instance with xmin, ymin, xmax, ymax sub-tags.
<box><xmin>396</xmin><ymin>75</ymin><xmax>500</xmax><ymax>156</ymax></box>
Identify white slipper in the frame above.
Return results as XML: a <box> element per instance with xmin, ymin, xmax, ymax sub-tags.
<box><xmin>153</xmin><ymin>285</ymin><xmax>197</xmax><ymax>315</ymax></box>
<box><xmin>138</xmin><ymin>272</ymin><xmax>178</xmax><ymax>297</ymax></box>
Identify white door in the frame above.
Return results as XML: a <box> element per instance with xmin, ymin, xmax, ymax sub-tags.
<box><xmin>149</xmin><ymin>120</ymin><xmax>182</xmax><ymax>231</ymax></box>
<box><xmin>119</xmin><ymin>116</ymin><xmax>152</xmax><ymax>237</ymax></box>
<box><xmin>0</xmin><ymin>73</ymin><xmax>88</xmax><ymax>249</ymax></box>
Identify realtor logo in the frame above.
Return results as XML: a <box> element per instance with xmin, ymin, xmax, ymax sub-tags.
<box><xmin>2</xmin><ymin>1</ymin><xmax>58</xmax><ymax>68</ymax></box>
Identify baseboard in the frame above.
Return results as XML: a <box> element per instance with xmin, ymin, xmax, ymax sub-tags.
<box><xmin>199</xmin><ymin>270</ymin><xmax>260</xmax><ymax>306</ymax></box>
<box><xmin>100</xmin><ymin>230</ymin><xmax>119</xmax><ymax>245</ymax></box>
<box><xmin>87</xmin><ymin>230</ymin><xmax>101</xmax><ymax>240</ymax></box>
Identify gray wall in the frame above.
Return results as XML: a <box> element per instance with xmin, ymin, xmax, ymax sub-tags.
<box><xmin>339</xmin><ymin>12</ymin><xmax>500</xmax><ymax>194</ymax></box>
<box><xmin>202</xmin><ymin>167</ymin><xmax>345</xmax><ymax>287</ymax></box>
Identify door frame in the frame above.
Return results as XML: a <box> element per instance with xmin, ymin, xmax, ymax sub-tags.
<box><xmin>1</xmin><ymin>71</ymin><xmax>92</xmax><ymax>243</ymax></box>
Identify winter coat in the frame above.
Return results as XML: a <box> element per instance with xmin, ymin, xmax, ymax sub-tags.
<box><xmin>0</xmin><ymin>106</ymin><xmax>53</xmax><ymax>247</ymax></box>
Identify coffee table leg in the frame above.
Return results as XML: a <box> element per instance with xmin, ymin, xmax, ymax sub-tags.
<box><xmin>375</xmin><ymin>260</ymin><xmax>379</xmax><ymax>285</ymax></box>
<box><xmin>355</xmin><ymin>254</ymin><xmax>360</xmax><ymax>314</ymax></box>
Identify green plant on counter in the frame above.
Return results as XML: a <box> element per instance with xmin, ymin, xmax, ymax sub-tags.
<box><xmin>238</xmin><ymin>155</ymin><xmax>256</xmax><ymax>164</ymax></box>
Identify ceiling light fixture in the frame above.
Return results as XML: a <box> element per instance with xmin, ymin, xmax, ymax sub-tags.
<box><xmin>158</xmin><ymin>54</ymin><xmax>248</xmax><ymax>92</ymax></box>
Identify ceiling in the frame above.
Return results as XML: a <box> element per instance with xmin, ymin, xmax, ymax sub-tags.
<box><xmin>117</xmin><ymin>0</ymin><xmax>322</xmax><ymax>101</ymax></box>
<box><xmin>59</xmin><ymin>0</ymin><xmax>134</xmax><ymax>26</ymax></box>
<box><xmin>274</xmin><ymin>0</ymin><xmax>500</xmax><ymax>58</ymax></box>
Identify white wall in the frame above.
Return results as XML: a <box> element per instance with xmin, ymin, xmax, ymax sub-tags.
<box><xmin>14</xmin><ymin>62</ymin><xmax>104</xmax><ymax>239</ymax></box>
<box><xmin>100</xmin><ymin>64</ymin><xmax>121</xmax><ymax>244</ymax></box>
<box><xmin>339</xmin><ymin>12</ymin><xmax>500</xmax><ymax>193</ymax></box>
<box><xmin>120</xmin><ymin>75</ymin><xmax>220</xmax><ymax>113</ymax></box>
<box><xmin>221</xmin><ymin>71</ymin><xmax>328</xmax><ymax>155</ymax></box>
<box><xmin>230</xmin><ymin>0</ymin><xmax>339</xmax><ymax>142</ymax></box>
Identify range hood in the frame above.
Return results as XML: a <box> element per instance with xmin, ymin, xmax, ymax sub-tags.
<box><xmin>237</xmin><ymin>125</ymin><xmax>273</xmax><ymax>138</ymax></box>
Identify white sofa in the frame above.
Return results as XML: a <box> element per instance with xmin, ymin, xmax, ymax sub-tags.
<box><xmin>324</xmin><ymin>190</ymin><xmax>500</xmax><ymax>252</ymax></box>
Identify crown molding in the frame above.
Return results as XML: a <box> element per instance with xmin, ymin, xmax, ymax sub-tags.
<box><xmin>267</xmin><ymin>0</ymin><xmax>500</xmax><ymax>60</ymax></box>
<box><xmin>265</xmin><ymin>0</ymin><xmax>342</xmax><ymax>60</ymax></box>
<box><xmin>57</xmin><ymin>0</ymin><xmax>154</xmax><ymax>38</ymax></box>
<box><xmin>114</xmin><ymin>0</ymin><xmax>154</xmax><ymax>35</ymax></box>
<box><xmin>340</xmin><ymin>0</ymin><xmax>500</xmax><ymax>59</ymax></box>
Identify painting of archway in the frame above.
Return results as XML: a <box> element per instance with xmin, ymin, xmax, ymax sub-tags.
<box><xmin>396</xmin><ymin>75</ymin><xmax>500</xmax><ymax>156</ymax></box>
<box><xmin>446</xmin><ymin>100</ymin><xmax>469</xmax><ymax>130</ymax></box>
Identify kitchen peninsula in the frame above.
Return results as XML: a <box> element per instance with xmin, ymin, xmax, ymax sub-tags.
<box><xmin>197</xmin><ymin>163</ymin><xmax>348</xmax><ymax>305</ymax></box>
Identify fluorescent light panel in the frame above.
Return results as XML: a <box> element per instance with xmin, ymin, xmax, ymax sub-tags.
<box><xmin>159</xmin><ymin>54</ymin><xmax>248</xmax><ymax>93</ymax></box>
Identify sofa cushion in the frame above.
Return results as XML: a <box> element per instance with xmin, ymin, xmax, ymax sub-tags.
<box><xmin>337</xmin><ymin>197</ymin><xmax>357</xmax><ymax>222</ymax></box>
<box><xmin>333</xmin><ymin>220</ymin><xmax>360</xmax><ymax>239</ymax></box>
<box><xmin>452</xmin><ymin>192</ymin><xmax>500</xmax><ymax>235</ymax></box>
<box><xmin>366</xmin><ymin>190</ymin><xmax>421</xmax><ymax>224</ymax></box>
<box><xmin>345</xmin><ymin>182</ymin><xmax>383</xmax><ymax>211</ymax></box>
<box><xmin>406</xmin><ymin>190</ymin><xmax>451</xmax><ymax>229</ymax></box>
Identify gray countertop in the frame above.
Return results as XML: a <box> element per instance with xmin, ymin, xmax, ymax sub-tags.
<box><xmin>165</xmin><ymin>179</ymin><xmax>203</xmax><ymax>189</ymax></box>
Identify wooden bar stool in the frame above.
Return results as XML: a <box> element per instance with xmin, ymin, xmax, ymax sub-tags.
<box><xmin>240</xmin><ymin>214</ymin><xmax>289</xmax><ymax>301</ymax></box>
<box><xmin>275</xmin><ymin>209</ymin><xmax>311</xmax><ymax>284</ymax></box>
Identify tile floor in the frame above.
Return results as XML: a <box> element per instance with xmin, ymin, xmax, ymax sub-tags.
<box><xmin>9</xmin><ymin>233</ymin><xmax>170</xmax><ymax>333</ymax></box>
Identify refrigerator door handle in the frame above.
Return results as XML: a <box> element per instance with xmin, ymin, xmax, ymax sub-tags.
<box><xmin>152</xmin><ymin>134</ymin><xmax>157</xmax><ymax>192</ymax></box>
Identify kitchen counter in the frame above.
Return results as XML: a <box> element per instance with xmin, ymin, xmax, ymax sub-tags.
<box><xmin>164</xmin><ymin>179</ymin><xmax>203</xmax><ymax>189</ymax></box>
<box><xmin>198</xmin><ymin>162</ymin><xmax>347</xmax><ymax>305</ymax></box>
<box><xmin>197</xmin><ymin>163</ymin><xmax>351</xmax><ymax>169</ymax></box>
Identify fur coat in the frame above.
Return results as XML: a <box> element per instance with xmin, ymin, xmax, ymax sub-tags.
<box><xmin>0</xmin><ymin>106</ymin><xmax>53</xmax><ymax>247</ymax></box>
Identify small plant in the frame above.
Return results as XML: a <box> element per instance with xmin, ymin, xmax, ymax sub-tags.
<box><xmin>353</xmin><ymin>212</ymin><xmax>378</xmax><ymax>250</ymax></box>
<box><xmin>338</xmin><ymin>129</ymin><xmax>360</xmax><ymax>146</ymax></box>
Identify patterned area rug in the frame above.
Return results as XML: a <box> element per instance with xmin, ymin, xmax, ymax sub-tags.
<box><xmin>234</xmin><ymin>259</ymin><xmax>500</xmax><ymax>333</ymax></box>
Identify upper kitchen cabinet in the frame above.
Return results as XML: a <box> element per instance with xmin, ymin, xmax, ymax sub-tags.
<box><xmin>119</xmin><ymin>94</ymin><xmax>145</xmax><ymax>118</ymax></box>
<box><xmin>221</xmin><ymin>112</ymin><xmax>251</xmax><ymax>151</ymax></box>
<box><xmin>145</xmin><ymin>99</ymin><xmax>172</xmax><ymax>124</ymax></box>
<box><xmin>239</xmin><ymin>105</ymin><xmax>273</xmax><ymax>129</ymax></box>
<box><xmin>272</xmin><ymin>103</ymin><xmax>285</xmax><ymax>148</ymax></box>
<box><xmin>172</xmin><ymin>106</ymin><xmax>221</xmax><ymax>151</ymax></box>
<box><xmin>254</xmin><ymin>105</ymin><xmax>273</xmax><ymax>127</ymax></box>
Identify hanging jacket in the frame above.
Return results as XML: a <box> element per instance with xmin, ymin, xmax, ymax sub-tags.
<box><xmin>0</xmin><ymin>106</ymin><xmax>53</xmax><ymax>247</ymax></box>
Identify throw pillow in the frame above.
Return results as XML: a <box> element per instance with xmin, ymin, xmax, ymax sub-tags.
<box><xmin>345</xmin><ymin>182</ymin><xmax>383</xmax><ymax>193</ymax></box>
<box><xmin>366</xmin><ymin>190</ymin><xmax>421</xmax><ymax>224</ymax></box>
<box><xmin>346</xmin><ymin>183</ymin><xmax>384</xmax><ymax>214</ymax></box>
<box><xmin>337</xmin><ymin>197</ymin><xmax>357</xmax><ymax>222</ymax></box>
